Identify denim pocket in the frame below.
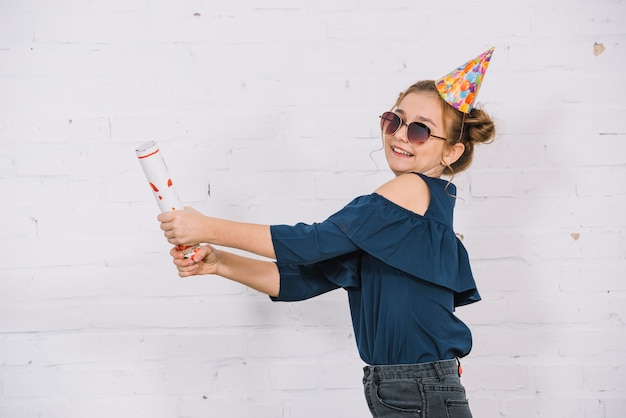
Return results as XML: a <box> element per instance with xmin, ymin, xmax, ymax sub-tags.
<box><xmin>374</xmin><ymin>378</ymin><xmax>423</xmax><ymax>413</ymax></box>
<box><xmin>422</xmin><ymin>376</ymin><xmax>471</xmax><ymax>418</ymax></box>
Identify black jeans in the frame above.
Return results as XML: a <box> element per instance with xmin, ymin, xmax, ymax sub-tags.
<box><xmin>362</xmin><ymin>360</ymin><xmax>472</xmax><ymax>418</ymax></box>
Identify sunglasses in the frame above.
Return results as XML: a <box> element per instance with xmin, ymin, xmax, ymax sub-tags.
<box><xmin>379</xmin><ymin>111</ymin><xmax>449</xmax><ymax>144</ymax></box>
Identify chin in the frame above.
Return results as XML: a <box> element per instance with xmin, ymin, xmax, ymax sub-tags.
<box><xmin>388</xmin><ymin>166</ymin><xmax>415</xmax><ymax>176</ymax></box>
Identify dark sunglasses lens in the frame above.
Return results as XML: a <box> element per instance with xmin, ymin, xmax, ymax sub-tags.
<box><xmin>407</xmin><ymin>122</ymin><xmax>430</xmax><ymax>143</ymax></box>
<box><xmin>380</xmin><ymin>112</ymin><xmax>400</xmax><ymax>135</ymax></box>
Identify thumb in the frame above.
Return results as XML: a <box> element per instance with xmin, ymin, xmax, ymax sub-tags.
<box><xmin>189</xmin><ymin>245</ymin><xmax>210</xmax><ymax>263</ymax></box>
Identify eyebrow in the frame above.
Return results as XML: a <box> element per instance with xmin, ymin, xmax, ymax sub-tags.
<box><xmin>395</xmin><ymin>108</ymin><xmax>438</xmax><ymax>128</ymax></box>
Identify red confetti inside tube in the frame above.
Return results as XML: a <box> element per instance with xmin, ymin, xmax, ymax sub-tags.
<box><xmin>135</xmin><ymin>140</ymin><xmax>199</xmax><ymax>258</ymax></box>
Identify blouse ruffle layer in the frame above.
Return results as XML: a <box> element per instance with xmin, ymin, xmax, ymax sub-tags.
<box><xmin>327</xmin><ymin>193</ymin><xmax>480</xmax><ymax>307</ymax></box>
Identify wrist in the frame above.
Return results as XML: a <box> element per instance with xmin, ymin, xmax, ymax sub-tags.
<box><xmin>201</xmin><ymin>215</ymin><xmax>216</xmax><ymax>243</ymax></box>
<box><xmin>205</xmin><ymin>248</ymin><xmax>220</xmax><ymax>266</ymax></box>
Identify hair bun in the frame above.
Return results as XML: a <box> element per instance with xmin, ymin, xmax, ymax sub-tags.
<box><xmin>465</xmin><ymin>107</ymin><xmax>496</xmax><ymax>145</ymax></box>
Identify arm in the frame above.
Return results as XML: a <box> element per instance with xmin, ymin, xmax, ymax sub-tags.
<box><xmin>171</xmin><ymin>245</ymin><xmax>280</xmax><ymax>297</ymax></box>
<box><xmin>159</xmin><ymin>207</ymin><xmax>361</xmax><ymax>264</ymax></box>
<box><xmin>158</xmin><ymin>207</ymin><xmax>276</xmax><ymax>259</ymax></box>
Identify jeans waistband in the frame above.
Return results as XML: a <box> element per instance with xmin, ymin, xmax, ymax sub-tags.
<box><xmin>363</xmin><ymin>359</ymin><xmax>460</xmax><ymax>381</ymax></box>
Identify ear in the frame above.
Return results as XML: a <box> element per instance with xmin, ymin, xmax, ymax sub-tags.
<box><xmin>442</xmin><ymin>142</ymin><xmax>465</xmax><ymax>166</ymax></box>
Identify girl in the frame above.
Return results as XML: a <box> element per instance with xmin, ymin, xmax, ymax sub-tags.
<box><xmin>158</xmin><ymin>49</ymin><xmax>496</xmax><ymax>417</ymax></box>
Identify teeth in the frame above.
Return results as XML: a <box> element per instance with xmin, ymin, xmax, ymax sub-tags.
<box><xmin>392</xmin><ymin>146</ymin><xmax>413</xmax><ymax>157</ymax></box>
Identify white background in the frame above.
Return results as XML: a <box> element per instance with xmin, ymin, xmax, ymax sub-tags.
<box><xmin>1</xmin><ymin>0</ymin><xmax>625</xmax><ymax>417</ymax></box>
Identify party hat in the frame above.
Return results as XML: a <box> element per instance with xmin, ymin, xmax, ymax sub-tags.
<box><xmin>435</xmin><ymin>47</ymin><xmax>495</xmax><ymax>114</ymax></box>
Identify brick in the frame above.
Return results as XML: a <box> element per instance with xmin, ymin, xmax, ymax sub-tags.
<box><xmin>459</xmin><ymin>231</ymin><xmax>522</xmax><ymax>260</ymax></box>
<box><xmin>247</xmin><ymin>329</ymin><xmax>353</xmax><ymax>358</ymax></box>
<box><xmin>534</xmin><ymin>7</ymin><xmax>626</xmax><ymax>37</ymax></box>
<box><xmin>0</xmin><ymin>335</ymin><xmax>35</xmax><ymax>366</ymax></box>
<box><xmin>2</xmin><ymin>368</ymin><xmax>58</xmax><ymax>397</ymax></box>
<box><xmin>501</xmin><ymin>397</ymin><xmax>542</xmax><ymax>418</ymax></box>
<box><xmin>0</xmin><ymin>303</ymin><xmax>89</xmax><ymax>333</ymax></box>
<box><xmin>217</xmin><ymin>363</ymin><xmax>269</xmax><ymax>392</ymax></box>
<box><xmin>470</xmin><ymin>327</ymin><xmax>561</xmax><ymax>357</ymax></box>
<box><xmin>469</xmin><ymin>169</ymin><xmax>521</xmax><ymax>198</ymax></box>
<box><xmin>178</xmin><ymin>395</ymin><xmax>286</xmax><ymax>418</ymax></box>
<box><xmin>321</xmin><ymin>363</ymin><xmax>361</xmax><ymax>389</ymax></box>
<box><xmin>469</xmin><ymin>363</ymin><xmax>529</xmax><ymax>391</ymax></box>
<box><xmin>575</xmin><ymin>166</ymin><xmax>626</xmax><ymax>197</ymax></box>
<box><xmin>505</xmin><ymin>293</ymin><xmax>613</xmax><ymax>325</ymax></box>
<box><xmin>57</xmin><ymin>397</ymin><xmax>178</xmax><ymax>418</ymax></box>
<box><xmin>30</xmin><ymin>333</ymin><xmax>143</xmax><ymax>366</ymax></box>
<box><xmin>521</xmin><ymin>169</ymin><xmax>578</xmax><ymax>198</ymax></box>
<box><xmin>0</xmin><ymin>208</ymin><xmax>38</xmax><ymax>239</ymax></box>
<box><xmin>533</xmin><ymin>364</ymin><xmax>584</xmax><ymax>393</ymax></box>
<box><xmin>58</xmin><ymin>368</ymin><xmax>136</xmax><ymax>395</ymax></box>
<box><xmin>558</xmin><ymin>328</ymin><xmax>625</xmax><ymax>357</ymax></box>
<box><xmin>469</xmin><ymin>259</ymin><xmax>563</xmax><ymax>293</ymax></box>
<box><xmin>78</xmin><ymin>297</ymin><xmax>293</xmax><ymax>329</ymax></box>
<box><xmin>0</xmin><ymin>402</ymin><xmax>42</xmax><ymax>418</ymax></box>
<box><xmin>141</xmin><ymin>333</ymin><xmax>246</xmax><ymax>362</ymax></box>
<box><xmin>559</xmin><ymin>260</ymin><xmax>626</xmax><ymax>292</ymax></box>
<box><xmin>269</xmin><ymin>364</ymin><xmax>319</xmax><ymax>390</ymax></box>
<box><xmin>602</xmin><ymin>398</ymin><xmax>626</xmax><ymax>418</ymax></box>
<box><xmin>584</xmin><ymin>364</ymin><xmax>626</xmax><ymax>391</ymax></box>
<box><xmin>164</xmin><ymin>366</ymin><xmax>218</xmax><ymax>394</ymax></box>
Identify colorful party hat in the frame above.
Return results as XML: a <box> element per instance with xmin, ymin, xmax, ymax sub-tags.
<box><xmin>435</xmin><ymin>47</ymin><xmax>495</xmax><ymax>114</ymax></box>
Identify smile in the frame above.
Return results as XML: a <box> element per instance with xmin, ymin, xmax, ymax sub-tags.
<box><xmin>391</xmin><ymin>145</ymin><xmax>414</xmax><ymax>157</ymax></box>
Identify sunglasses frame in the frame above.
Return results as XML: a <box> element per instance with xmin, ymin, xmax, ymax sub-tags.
<box><xmin>379</xmin><ymin>111</ymin><xmax>451</xmax><ymax>144</ymax></box>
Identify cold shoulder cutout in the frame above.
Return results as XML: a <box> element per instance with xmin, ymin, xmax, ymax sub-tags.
<box><xmin>374</xmin><ymin>172</ymin><xmax>431</xmax><ymax>216</ymax></box>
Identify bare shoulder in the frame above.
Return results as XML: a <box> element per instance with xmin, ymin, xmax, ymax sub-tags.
<box><xmin>374</xmin><ymin>173</ymin><xmax>430</xmax><ymax>216</ymax></box>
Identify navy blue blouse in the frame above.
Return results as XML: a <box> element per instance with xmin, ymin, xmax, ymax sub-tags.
<box><xmin>270</xmin><ymin>173</ymin><xmax>480</xmax><ymax>365</ymax></box>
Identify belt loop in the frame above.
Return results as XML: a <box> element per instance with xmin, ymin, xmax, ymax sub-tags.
<box><xmin>363</xmin><ymin>365</ymin><xmax>373</xmax><ymax>380</ymax></box>
<box><xmin>433</xmin><ymin>362</ymin><xmax>445</xmax><ymax>382</ymax></box>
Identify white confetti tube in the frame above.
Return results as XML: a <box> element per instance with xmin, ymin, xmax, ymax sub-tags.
<box><xmin>136</xmin><ymin>140</ymin><xmax>199</xmax><ymax>258</ymax></box>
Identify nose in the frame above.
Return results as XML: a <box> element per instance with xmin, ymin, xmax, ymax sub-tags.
<box><xmin>394</xmin><ymin>122</ymin><xmax>409</xmax><ymax>142</ymax></box>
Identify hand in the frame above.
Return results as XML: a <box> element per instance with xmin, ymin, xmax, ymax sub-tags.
<box><xmin>170</xmin><ymin>244</ymin><xmax>220</xmax><ymax>278</ymax></box>
<box><xmin>158</xmin><ymin>206</ymin><xmax>206</xmax><ymax>247</ymax></box>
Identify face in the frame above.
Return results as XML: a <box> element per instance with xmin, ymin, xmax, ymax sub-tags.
<box><xmin>383</xmin><ymin>91</ymin><xmax>450</xmax><ymax>178</ymax></box>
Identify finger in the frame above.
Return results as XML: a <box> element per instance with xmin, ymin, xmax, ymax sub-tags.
<box><xmin>178</xmin><ymin>264</ymin><xmax>199</xmax><ymax>278</ymax></box>
<box><xmin>170</xmin><ymin>246</ymin><xmax>185</xmax><ymax>259</ymax></box>
<box><xmin>157</xmin><ymin>211</ymin><xmax>175</xmax><ymax>223</ymax></box>
<box><xmin>164</xmin><ymin>232</ymin><xmax>182</xmax><ymax>246</ymax></box>
<box><xmin>173</xmin><ymin>255</ymin><xmax>196</xmax><ymax>268</ymax></box>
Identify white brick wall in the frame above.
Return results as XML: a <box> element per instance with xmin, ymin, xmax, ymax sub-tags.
<box><xmin>1</xmin><ymin>0</ymin><xmax>625</xmax><ymax>416</ymax></box>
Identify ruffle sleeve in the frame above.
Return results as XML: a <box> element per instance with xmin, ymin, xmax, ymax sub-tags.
<box><xmin>271</xmin><ymin>221</ymin><xmax>359</xmax><ymax>265</ymax></box>
<box><xmin>327</xmin><ymin>193</ymin><xmax>480</xmax><ymax>306</ymax></box>
<box><xmin>271</xmin><ymin>253</ymin><xmax>361</xmax><ymax>302</ymax></box>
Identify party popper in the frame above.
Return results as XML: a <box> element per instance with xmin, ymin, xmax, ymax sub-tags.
<box><xmin>135</xmin><ymin>140</ymin><xmax>199</xmax><ymax>258</ymax></box>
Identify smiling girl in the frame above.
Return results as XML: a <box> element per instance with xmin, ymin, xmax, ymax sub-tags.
<box><xmin>158</xmin><ymin>49</ymin><xmax>496</xmax><ymax>417</ymax></box>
